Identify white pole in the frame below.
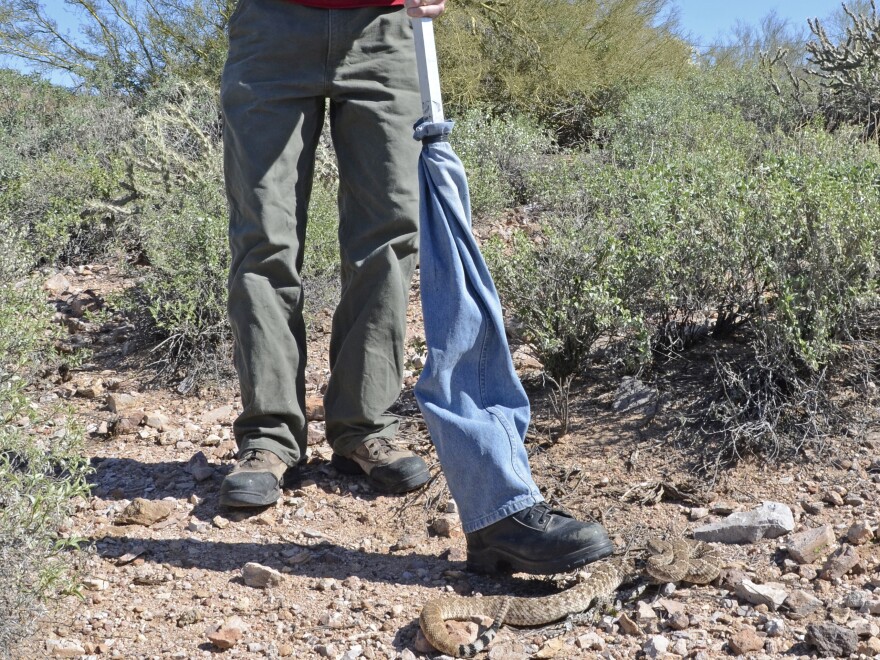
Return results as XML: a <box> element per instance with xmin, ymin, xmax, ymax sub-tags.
<box><xmin>411</xmin><ymin>17</ymin><xmax>445</xmax><ymax>123</ymax></box>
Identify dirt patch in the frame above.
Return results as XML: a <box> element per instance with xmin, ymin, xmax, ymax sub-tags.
<box><xmin>18</xmin><ymin>265</ymin><xmax>880</xmax><ymax>659</ymax></box>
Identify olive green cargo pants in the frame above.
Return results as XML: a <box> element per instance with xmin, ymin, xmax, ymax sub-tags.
<box><xmin>221</xmin><ymin>0</ymin><xmax>422</xmax><ymax>466</ymax></box>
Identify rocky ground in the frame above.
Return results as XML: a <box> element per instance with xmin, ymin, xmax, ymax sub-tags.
<box><xmin>17</xmin><ymin>264</ymin><xmax>880</xmax><ymax>659</ymax></box>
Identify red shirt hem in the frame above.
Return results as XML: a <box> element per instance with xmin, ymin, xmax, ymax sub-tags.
<box><xmin>286</xmin><ymin>0</ymin><xmax>404</xmax><ymax>7</ymax></box>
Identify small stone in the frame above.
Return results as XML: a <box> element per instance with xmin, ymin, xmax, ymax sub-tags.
<box><xmin>670</xmin><ymin>639</ymin><xmax>688</xmax><ymax>656</ymax></box>
<box><xmin>391</xmin><ymin>534</ymin><xmax>420</xmax><ymax>551</ymax></box>
<box><xmin>689</xmin><ymin>507</ymin><xmax>709</xmax><ymax>521</ymax></box>
<box><xmin>784</xmin><ymin>590</ymin><xmax>823</xmax><ymax>620</ymax></box>
<box><xmin>848</xmin><ymin>617</ymin><xmax>879</xmax><ymax>638</ymax></box>
<box><xmin>636</xmin><ymin>601</ymin><xmax>657</xmax><ymax>621</ymax></box>
<box><xmin>431</xmin><ymin>514</ymin><xmax>461</xmax><ymax>538</ymax></box>
<box><xmin>642</xmin><ymin>634</ymin><xmax>669</xmax><ymax>658</ymax></box>
<box><xmin>575</xmin><ymin>632</ymin><xmax>604</xmax><ymax>650</ymax></box>
<box><xmin>842</xmin><ymin>590</ymin><xmax>870</xmax><ymax>610</ymax></box>
<box><xmin>115</xmin><ymin>498</ymin><xmax>174</xmax><ymax>526</ymax></box>
<box><xmin>44</xmin><ymin>273</ymin><xmax>71</xmax><ymax>295</ymax></box>
<box><xmin>765</xmin><ymin>618</ymin><xmax>785</xmax><ymax>637</ymax></box>
<box><xmin>734</xmin><ymin>579</ymin><xmax>789</xmax><ymax>611</ymax></box>
<box><xmin>187</xmin><ymin>519</ymin><xmax>210</xmax><ymax>533</ymax></box>
<box><xmin>655</xmin><ymin>598</ymin><xmax>685</xmax><ymax>617</ymax></box>
<box><xmin>305</xmin><ymin>394</ymin><xmax>325</xmax><ymax>421</ymax></box>
<box><xmin>315</xmin><ymin>578</ymin><xmax>337</xmax><ymax>591</ymax></box>
<box><xmin>801</xmin><ymin>500</ymin><xmax>824</xmax><ymax>514</ymax></box>
<box><xmin>315</xmin><ymin>643</ymin><xmax>339</xmax><ymax>657</ymax></box>
<box><xmin>668</xmin><ymin>613</ymin><xmax>690</xmax><ymax>630</ymax></box>
<box><xmin>201</xmin><ymin>405</ymin><xmax>234</xmax><ymax>425</ymax></box>
<box><xmin>307</xmin><ymin>421</ymin><xmax>325</xmax><ymax>445</ymax></box>
<box><xmin>729</xmin><ymin>628</ymin><xmax>764</xmax><ymax>655</ymax></box>
<box><xmin>177</xmin><ymin>608</ymin><xmax>202</xmax><ymax>627</ymax></box>
<box><xmin>846</xmin><ymin>521</ymin><xmax>874</xmax><ymax>545</ymax></box>
<box><xmin>144</xmin><ymin>412</ymin><xmax>170</xmax><ymax>431</ymax></box>
<box><xmin>185</xmin><ymin>451</ymin><xmax>215</xmax><ymax>482</ymax></box>
<box><xmin>858</xmin><ymin>637</ymin><xmax>880</xmax><ymax>656</ymax></box>
<box><xmin>487</xmin><ymin>641</ymin><xmax>531</xmax><ymax>660</ymax></box>
<box><xmin>82</xmin><ymin>577</ymin><xmax>109</xmax><ymax>591</ymax></box>
<box><xmin>46</xmin><ymin>638</ymin><xmax>85</xmax><ymax>657</ymax></box>
<box><xmin>76</xmin><ymin>380</ymin><xmax>104</xmax><ymax>399</ymax></box>
<box><xmin>111</xmin><ymin>410</ymin><xmax>145</xmax><ymax>435</ymax></box>
<box><xmin>241</xmin><ymin>562</ymin><xmax>282</xmax><ymax>588</ymax></box>
<box><xmin>535</xmin><ymin>637</ymin><xmax>565</xmax><ymax>658</ymax></box>
<box><xmin>212</xmin><ymin>515</ymin><xmax>230</xmax><ymax>529</ymax></box>
<box><xmin>612</xmin><ymin>377</ymin><xmax>659</xmax><ymax>415</ymax></box>
<box><xmin>786</xmin><ymin>525</ymin><xmax>836</xmax><ymax>564</ymax></box>
<box><xmin>806</xmin><ymin>622</ymin><xmax>858</xmax><ymax>657</ymax></box>
<box><xmin>618</xmin><ymin>612</ymin><xmax>641</xmax><ymax>635</ymax></box>
<box><xmin>820</xmin><ymin>545</ymin><xmax>860</xmax><ymax>580</ymax></box>
<box><xmin>693</xmin><ymin>501</ymin><xmax>794</xmax><ymax>544</ymax></box>
<box><xmin>821</xmin><ymin>490</ymin><xmax>844</xmax><ymax>506</ymax></box>
<box><xmin>207</xmin><ymin>616</ymin><xmax>247</xmax><ymax>650</ymax></box>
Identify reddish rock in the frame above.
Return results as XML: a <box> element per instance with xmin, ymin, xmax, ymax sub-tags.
<box><xmin>115</xmin><ymin>498</ymin><xmax>174</xmax><ymax>526</ymax></box>
<box><xmin>729</xmin><ymin>628</ymin><xmax>764</xmax><ymax>655</ymax></box>
<box><xmin>820</xmin><ymin>545</ymin><xmax>861</xmax><ymax>580</ymax></box>
<box><xmin>207</xmin><ymin>617</ymin><xmax>246</xmax><ymax>650</ymax></box>
<box><xmin>846</xmin><ymin>522</ymin><xmax>874</xmax><ymax>545</ymax></box>
<box><xmin>305</xmin><ymin>394</ymin><xmax>325</xmax><ymax>421</ymax></box>
<box><xmin>787</xmin><ymin>525</ymin><xmax>835</xmax><ymax>564</ymax></box>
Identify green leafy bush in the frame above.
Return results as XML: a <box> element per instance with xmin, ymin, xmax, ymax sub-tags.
<box><xmin>452</xmin><ymin>109</ymin><xmax>557</xmax><ymax>217</ymax></box>
<box><xmin>0</xmin><ymin>69</ymin><xmax>132</xmax><ymax>267</ymax></box>
<box><xmin>488</xmin><ymin>68</ymin><xmax>880</xmax><ymax>458</ymax></box>
<box><xmin>437</xmin><ymin>0</ymin><xmax>690</xmax><ymax>142</ymax></box>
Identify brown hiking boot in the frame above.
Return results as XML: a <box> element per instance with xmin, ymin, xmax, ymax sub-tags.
<box><xmin>331</xmin><ymin>437</ymin><xmax>429</xmax><ymax>494</ymax></box>
<box><xmin>219</xmin><ymin>449</ymin><xmax>288</xmax><ymax>508</ymax></box>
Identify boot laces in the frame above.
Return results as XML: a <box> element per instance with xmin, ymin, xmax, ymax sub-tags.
<box><xmin>522</xmin><ymin>502</ymin><xmax>552</xmax><ymax>525</ymax></box>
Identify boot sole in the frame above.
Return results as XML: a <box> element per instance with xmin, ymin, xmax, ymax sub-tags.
<box><xmin>466</xmin><ymin>538</ymin><xmax>615</xmax><ymax>575</ymax></box>
<box><xmin>331</xmin><ymin>453</ymin><xmax>430</xmax><ymax>494</ymax></box>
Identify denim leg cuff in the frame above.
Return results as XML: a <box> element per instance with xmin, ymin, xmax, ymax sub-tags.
<box><xmin>459</xmin><ymin>491</ymin><xmax>544</xmax><ymax>534</ymax></box>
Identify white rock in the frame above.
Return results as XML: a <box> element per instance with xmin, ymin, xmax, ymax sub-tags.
<box><xmin>693</xmin><ymin>501</ymin><xmax>794</xmax><ymax>543</ymax></box>
<box><xmin>241</xmin><ymin>562</ymin><xmax>282</xmax><ymax>588</ymax></box>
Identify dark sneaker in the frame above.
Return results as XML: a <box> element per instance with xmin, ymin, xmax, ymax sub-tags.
<box><xmin>465</xmin><ymin>502</ymin><xmax>614</xmax><ymax>575</ymax></box>
<box><xmin>331</xmin><ymin>437</ymin><xmax>430</xmax><ymax>494</ymax></box>
<box><xmin>218</xmin><ymin>449</ymin><xmax>288</xmax><ymax>508</ymax></box>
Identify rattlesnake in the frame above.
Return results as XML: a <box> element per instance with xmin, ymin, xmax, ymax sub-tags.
<box><xmin>420</xmin><ymin>539</ymin><xmax>720</xmax><ymax>657</ymax></box>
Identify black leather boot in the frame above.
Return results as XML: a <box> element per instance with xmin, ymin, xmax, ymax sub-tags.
<box><xmin>465</xmin><ymin>502</ymin><xmax>614</xmax><ymax>574</ymax></box>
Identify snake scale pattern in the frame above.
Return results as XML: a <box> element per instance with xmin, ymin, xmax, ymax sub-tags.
<box><xmin>420</xmin><ymin>539</ymin><xmax>721</xmax><ymax>657</ymax></box>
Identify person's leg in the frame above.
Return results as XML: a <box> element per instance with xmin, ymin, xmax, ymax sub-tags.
<box><xmin>220</xmin><ymin>0</ymin><xmax>327</xmax><ymax>506</ymax></box>
<box><xmin>412</xmin><ymin>119</ymin><xmax>614</xmax><ymax>574</ymax></box>
<box><xmin>321</xmin><ymin>6</ymin><xmax>429</xmax><ymax>493</ymax></box>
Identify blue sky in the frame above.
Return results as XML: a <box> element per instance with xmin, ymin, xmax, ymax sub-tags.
<box><xmin>673</xmin><ymin>0</ymin><xmax>844</xmax><ymax>46</ymax></box>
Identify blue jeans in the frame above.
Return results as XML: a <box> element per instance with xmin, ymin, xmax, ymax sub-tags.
<box><xmin>413</xmin><ymin>120</ymin><xmax>544</xmax><ymax>533</ymax></box>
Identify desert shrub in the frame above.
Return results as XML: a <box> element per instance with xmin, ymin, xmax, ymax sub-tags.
<box><xmin>488</xmin><ymin>70</ymin><xmax>880</xmax><ymax>458</ymax></box>
<box><xmin>0</xmin><ymin>255</ymin><xmax>90</xmax><ymax>654</ymax></box>
<box><xmin>452</xmin><ymin>109</ymin><xmax>557</xmax><ymax>217</ymax></box>
<box><xmin>0</xmin><ymin>69</ymin><xmax>132</xmax><ymax>266</ymax></box>
<box><xmin>437</xmin><ymin>0</ymin><xmax>690</xmax><ymax>142</ymax></box>
<box><xmin>114</xmin><ymin>80</ymin><xmax>340</xmax><ymax>382</ymax></box>
<box><xmin>112</xmin><ymin>79</ymin><xmax>229</xmax><ymax>381</ymax></box>
<box><xmin>485</xmin><ymin>213</ymin><xmax>637</xmax><ymax>384</ymax></box>
<box><xmin>763</xmin><ymin>1</ymin><xmax>880</xmax><ymax>140</ymax></box>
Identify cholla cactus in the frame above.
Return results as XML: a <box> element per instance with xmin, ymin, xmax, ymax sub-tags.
<box><xmin>807</xmin><ymin>0</ymin><xmax>880</xmax><ymax>137</ymax></box>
